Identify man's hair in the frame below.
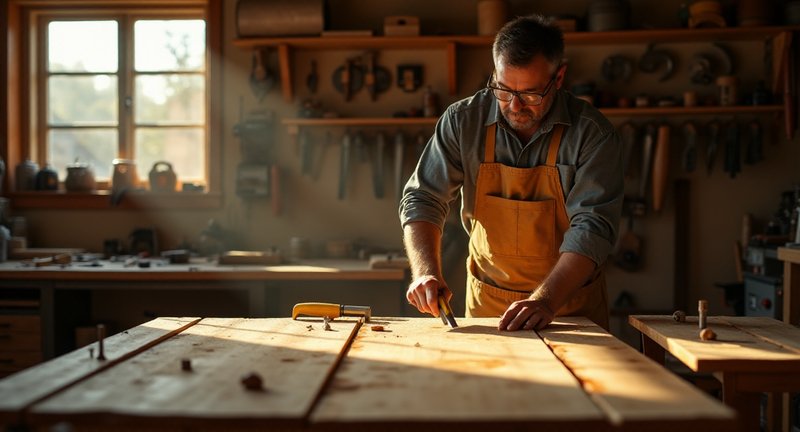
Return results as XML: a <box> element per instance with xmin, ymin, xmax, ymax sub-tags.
<box><xmin>492</xmin><ymin>14</ymin><xmax>564</xmax><ymax>68</ymax></box>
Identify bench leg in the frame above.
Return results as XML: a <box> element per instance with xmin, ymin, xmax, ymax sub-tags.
<box><xmin>640</xmin><ymin>334</ymin><xmax>665</xmax><ymax>364</ymax></box>
<box><xmin>719</xmin><ymin>372</ymin><xmax>761</xmax><ymax>432</ymax></box>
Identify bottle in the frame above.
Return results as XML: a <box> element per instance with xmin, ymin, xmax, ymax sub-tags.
<box><xmin>35</xmin><ymin>164</ymin><xmax>59</xmax><ymax>191</ymax></box>
<box><xmin>423</xmin><ymin>86</ymin><xmax>440</xmax><ymax>118</ymax></box>
<box><xmin>15</xmin><ymin>160</ymin><xmax>38</xmax><ymax>191</ymax></box>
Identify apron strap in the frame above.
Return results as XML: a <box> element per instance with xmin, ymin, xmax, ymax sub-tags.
<box><xmin>545</xmin><ymin>124</ymin><xmax>565</xmax><ymax>167</ymax></box>
<box><xmin>484</xmin><ymin>123</ymin><xmax>497</xmax><ymax>163</ymax></box>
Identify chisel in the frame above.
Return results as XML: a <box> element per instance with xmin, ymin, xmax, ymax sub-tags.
<box><xmin>438</xmin><ymin>292</ymin><xmax>458</xmax><ymax>328</ymax></box>
<box><xmin>292</xmin><ymin>302</ymin><xmax>371</xmax><ymax>322</ymax></box>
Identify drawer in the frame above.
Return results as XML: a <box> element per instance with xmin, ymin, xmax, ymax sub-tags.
<box><xmin>0</xmin><ymin>315</ymin><xmax>41</xmax><ymax>334</ymax></box>
<box><xmin>0</xmin><ymin>350</ymin><xmax>43</xmax><ymax>376</ymax></box>
<box><xmin>0</xmin><ymin>330</ymin><xmax>42</xmax><ymax>351</ymax></box>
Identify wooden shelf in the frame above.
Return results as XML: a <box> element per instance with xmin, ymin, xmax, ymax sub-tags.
<box><xmin>599</xmin><ymin>104</ymin><xmax>784</xmax><ymax>117</ymax></box>
<box><xmin>235</xmin><ymin>26</ymin><xmax>798</xmax><ymax>103</ymax></box>
<box><xmin>282</xmin><ymin>117</ymin><xmax>437</xmax><ymax>134</ymax></box>
<box><xmin>8</xmin><ymin>191</ymin><xmax>222</xmax><ymax>210</ymax></box>
<box><xmin>279</xmin><ymin>105</ymin><xmax>783</xmax><ymax>133</ymax></box>
<box><xmin>232</xmin><ymin>26</ymin><xmax>800</xmax><ymax>49</ymax></box>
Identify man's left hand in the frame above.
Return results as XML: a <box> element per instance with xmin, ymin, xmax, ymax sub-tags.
<box><xmin>498</xmin><ymin>299</ymin><xmax>555</xmax><ymax>331</ymax></box>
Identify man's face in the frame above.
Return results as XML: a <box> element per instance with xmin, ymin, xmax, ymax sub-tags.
<box><xmin>492</xmin><ymin>56</ymin><xmax>564</xmax><ymax>133</ymax></box>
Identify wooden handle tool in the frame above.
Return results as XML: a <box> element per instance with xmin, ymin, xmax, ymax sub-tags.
<box><xmin>292</xmin><ymin>302</ymin><xmax>371</xmax><ymax>322</ymax></box>
<box><xmin>652</xmin><ymin>124</ymin><xmax>671</xmax><ymax>213</ymax></box>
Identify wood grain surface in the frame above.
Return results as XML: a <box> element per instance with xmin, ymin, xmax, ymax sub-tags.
<box><xmin>0</xmin><ymin>317</ymin><xmax>200</xmax><ymax>425</ymax></box>
<box><xmin>629</xmin><ymin>315</ymin><xmax>800</xmax><ymax>372</ymax></box>
<box><xmin>311</xmin><ymin>317</ymin><xmax>608</xmax><ymax>431</ymax></box>
<box><xmin>28</xmin><ymin>317</ymin><xmax>359</xmax><ymax>430</ymax></box>
<box><xmin>541</xmin><ymin>318</ymin><xmax>735</xmax><ymax>431</ymax></box>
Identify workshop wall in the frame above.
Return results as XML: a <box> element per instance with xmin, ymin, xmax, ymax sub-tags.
<box><xmin>13</xmin><ymin>0</ymin><xmax>800</xmax><ymax>321</ymax></box>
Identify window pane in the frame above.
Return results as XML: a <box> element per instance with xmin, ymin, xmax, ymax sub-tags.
<box><xmin>48</xmin><ymin>21</ymin><xmax>118</xmax><ymax>73</ymax></box>
<box><xmin>135</xmin><ymin>74</ymin><xmax>205</xmax><ymax>125</ymax></box>
<box><xmin>134</xmin><ymin>20</ymin><xmax>206</xmax><ymax>72</ymax></box>
<box><xmin>135</xmin><ymin>128</ymin><xmax>205</xmax><ymax>182</ymax></box>
<box><xmin>48</xmin><ymin>129</ymin><xmax>117</xmax><ymax>180</ymax></box>
<box><xmin>48</xmin><ymin>76</ymin><xmax>118</xmax><ymax>126</ymax></box>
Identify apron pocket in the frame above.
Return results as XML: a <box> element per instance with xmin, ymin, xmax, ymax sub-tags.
<box><xmin>477</xmin><ymin>195</ymin><xmax>556</xmax><ymax>258</ymax></box>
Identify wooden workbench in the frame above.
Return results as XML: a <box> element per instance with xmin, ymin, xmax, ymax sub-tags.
<box><xmin>0</xmin><ymin>316</ymin><xmax>736</xmax><ymax>431</ymax></box>
<box><xmin>0</xmin><ymin>259</ymin><xmax>408</xmax><ymax>371</ymax></box>
<box><xmin>0</xmin><ymin>259</ymin><xmax>406</xmax><ymax>282</ymax></box>
<box><xmin>629</xmin><ymin>315</ymin><xmax>800</xmax><ymax>432</ymax></box>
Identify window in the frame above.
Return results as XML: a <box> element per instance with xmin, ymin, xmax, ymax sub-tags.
<box><xmin>42</xmin><ymin>14</ymin><xmax>207</xmax><ymax>185</ymax></box>
<box><xmin>3</xmin><ymin>0</ymin><xmax>221</xmax><ymax>208</ymax></box>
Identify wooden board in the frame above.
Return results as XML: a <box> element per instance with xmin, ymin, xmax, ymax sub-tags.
<box><xmin>0</xmin><ymin>317</ymin><xmax>199</xmax><ymax>425</ymax></box>
<box><xmin>311</xmin><ymin>317</ymin><xmax>608</xmax><ymax>430</ymax></box>
<box><xmin>721</xmin><ymin>316</ymin><xmax>800</xmax><ymax>354</ymax></box>
<box><xmin>629</xmin><ymin>315</ymin><xmax>800</xmax><ymax>373</ymax></box>
<box><xmin>540</xmin><ymin>318</ymin><xmax>736</xmax><ymax>432</ymax></box>
<box><xmin>28</xmin><ymin>317</ymin><xmax>359</xmax><ymax>430</ymax></box>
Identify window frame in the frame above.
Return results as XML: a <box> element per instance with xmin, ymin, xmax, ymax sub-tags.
<box><xmin>3</xmin><ymin>0</ymin><xmax>222</xmax><ymax>210</ymax></box>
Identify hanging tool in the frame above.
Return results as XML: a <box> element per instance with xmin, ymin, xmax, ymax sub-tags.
<box><xmin>745</xmin><ymin>119</ymin><xmax>763</xmax><ymax>165</ymax></box>
<box><xmin>638</xmin><ymin>44</ymin><xmax>675</xmax><ymax>82</ymax></box>
<box><xmin>613</xmin><ymin>216</ymin><xmax>642</xmax><ymax>272</ymax></box>
<box><xmin>437</xmin><ymin>291</ymin><xmax>458</xmax><ymax>328</ymax></box>
<box><xmin>362</xmin><ymin>51</ymin><xmax>392</xmax><ymax>101</ymax></box>
<box><xmin>306</xmin><ymin>60</ymin><xmax>318</xmax><ymax>94</ymax></box>
<box><xmin>332</xmin><ymin>57</ymin><xmax>364</xmax><ymax>101</ymax></box>
<box><xmin>652</xmin><ymin>124</ymin><xmax>671</xmax><ymax>213</ymax></box>
<box><xmin>249</xmin><ymin>48</ymin><xmax>274</xmax><ymax>102</ymax></box>
<box><xmin>618</xmin><ymin>122</ymin><xmax>638</xmax><ymax>179</ymax></box>
<box><xmin>299</xmin><ymin>129</ymin><xmax>313</xmax><ymax>176</ymax></box>
<box><xmin>292</xmin><ymin>302</ymin><xmax>371</xmax><ymax>322</ymax></box>
<box><xmin>723</xmin><ymin>122</ymin><xmax>741</xmax><ymax>178</ymax></box>
<box><xmin>338</xmin><ymin>131</ymin><xmax>352</xmax><ymax>200</ymax></box>
<box><xmin>365</xmin><ymin>51</ymin><xmax>377</xmax><ymax>101</ymax></box>
<box><xmin>394</xmin><ymin>131</ymin><xmax>406</xmax><ymax>201</ymax></box>
<box><xmin>705</xmin><ymin>120</ymin><xmax>720</xmax><ymax>174</ymax></box>
<box><xmin>372</xmin><ymin>132</ymin><xmax>386</xmax><ymax>199</ymax></box>
<box><xmin>633</xmin><ymin>123</ymin><xmax>655</xmax><ymax>216</ymax></box>
<box><xmin>681</xmin><ymin>121</ymin><xmax>698</xmax><ymax>173</ymax></box>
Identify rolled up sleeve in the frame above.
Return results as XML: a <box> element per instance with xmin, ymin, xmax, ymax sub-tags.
<box><xmin>399</xmin><ymin>108</ymin><xmax>465</xmax><ymax>231</ymax></box>
<box><xmin>559</xmin><ymin>126</ymin><xmax>624</xmax><ymax>265</ymax></box>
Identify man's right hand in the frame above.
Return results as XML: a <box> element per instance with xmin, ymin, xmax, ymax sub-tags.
<box><xmin>406</xmin><ymin>275</ymin><xmax>450</xmax><ymax>317</ymax></box>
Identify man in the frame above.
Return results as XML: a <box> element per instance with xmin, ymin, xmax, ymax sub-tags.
<box><xmin>399</xmin><ymin>14</ymin><xmax>623</xmax><ymax>331</ymax></box>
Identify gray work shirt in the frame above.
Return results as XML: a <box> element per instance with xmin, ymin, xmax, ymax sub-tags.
<box><xmin>399</xmin><ymin>88</ymin><xmax>624</xmax><ymax>266</ymax></box>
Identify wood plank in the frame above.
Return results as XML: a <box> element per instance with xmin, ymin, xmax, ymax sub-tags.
<box><xmin>0</xmin><ymin>317</ymin><xmax>200</xmax><ymax>425</ymax></box>
<box><xmin>720</xmin><ymin>316</ymin><xmax>800</xmax><ymax>353</ymax></box>
<box><xmin>311</xmin><ymin>317</ymin><xmax>608</xmax><ymax>431</ymax></box>
<box><xmin>28</xmin><ymin>317</ymin><xmax>359</xmax><ymax>430</ymax></box>
<box><xmin>629</xmin><ymin>315</ymin><xmax>800</xmax><ymax>373</ymax></box>
<box><xmin>540</xmin><ymin>318</ymin><xmax>736</xmax><ymax>432</ymax></box>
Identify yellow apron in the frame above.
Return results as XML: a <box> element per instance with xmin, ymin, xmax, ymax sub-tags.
<box><xmin>465</xmin><ymin>123</ymin><xmax>609</xmax><ymax>329</ymax></box>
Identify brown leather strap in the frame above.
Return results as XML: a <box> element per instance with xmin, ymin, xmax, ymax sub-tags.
<box><xmin>484</xmin><ymin>123</ymin><xmax>497</xmax><ymax>163</ymax></box>
<box><xmin>545</xmin><ymin>125</ymin><xmax>564</xmax><ymax>167</ymax></box>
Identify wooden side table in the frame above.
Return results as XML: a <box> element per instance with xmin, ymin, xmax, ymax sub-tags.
<box><xmin>630</xmin><ymin>315</ymin><xmax>800</xmax><ymax>432</ymax></box>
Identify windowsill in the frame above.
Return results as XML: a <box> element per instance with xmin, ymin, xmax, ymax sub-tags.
<box><xmin>6</xmin><ymin>191</ymin><xmax>223</xmax><ymax>210</ymax></box>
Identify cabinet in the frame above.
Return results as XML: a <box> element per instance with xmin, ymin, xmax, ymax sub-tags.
<box><xmin>234</xmin><ymin>26</ymin><xmax>798</xmax><ymax>137</ymax></box>
<box><xmin>0</xmin><ymin>288</ymin><xmax>43</xmax><ymax>378</ymax></box>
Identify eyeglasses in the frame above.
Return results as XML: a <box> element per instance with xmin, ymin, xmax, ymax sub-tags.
<box><xmin>486</xmin><ymin>66</ymin><xmax>561</xmax><ymax>106</ymax></box>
